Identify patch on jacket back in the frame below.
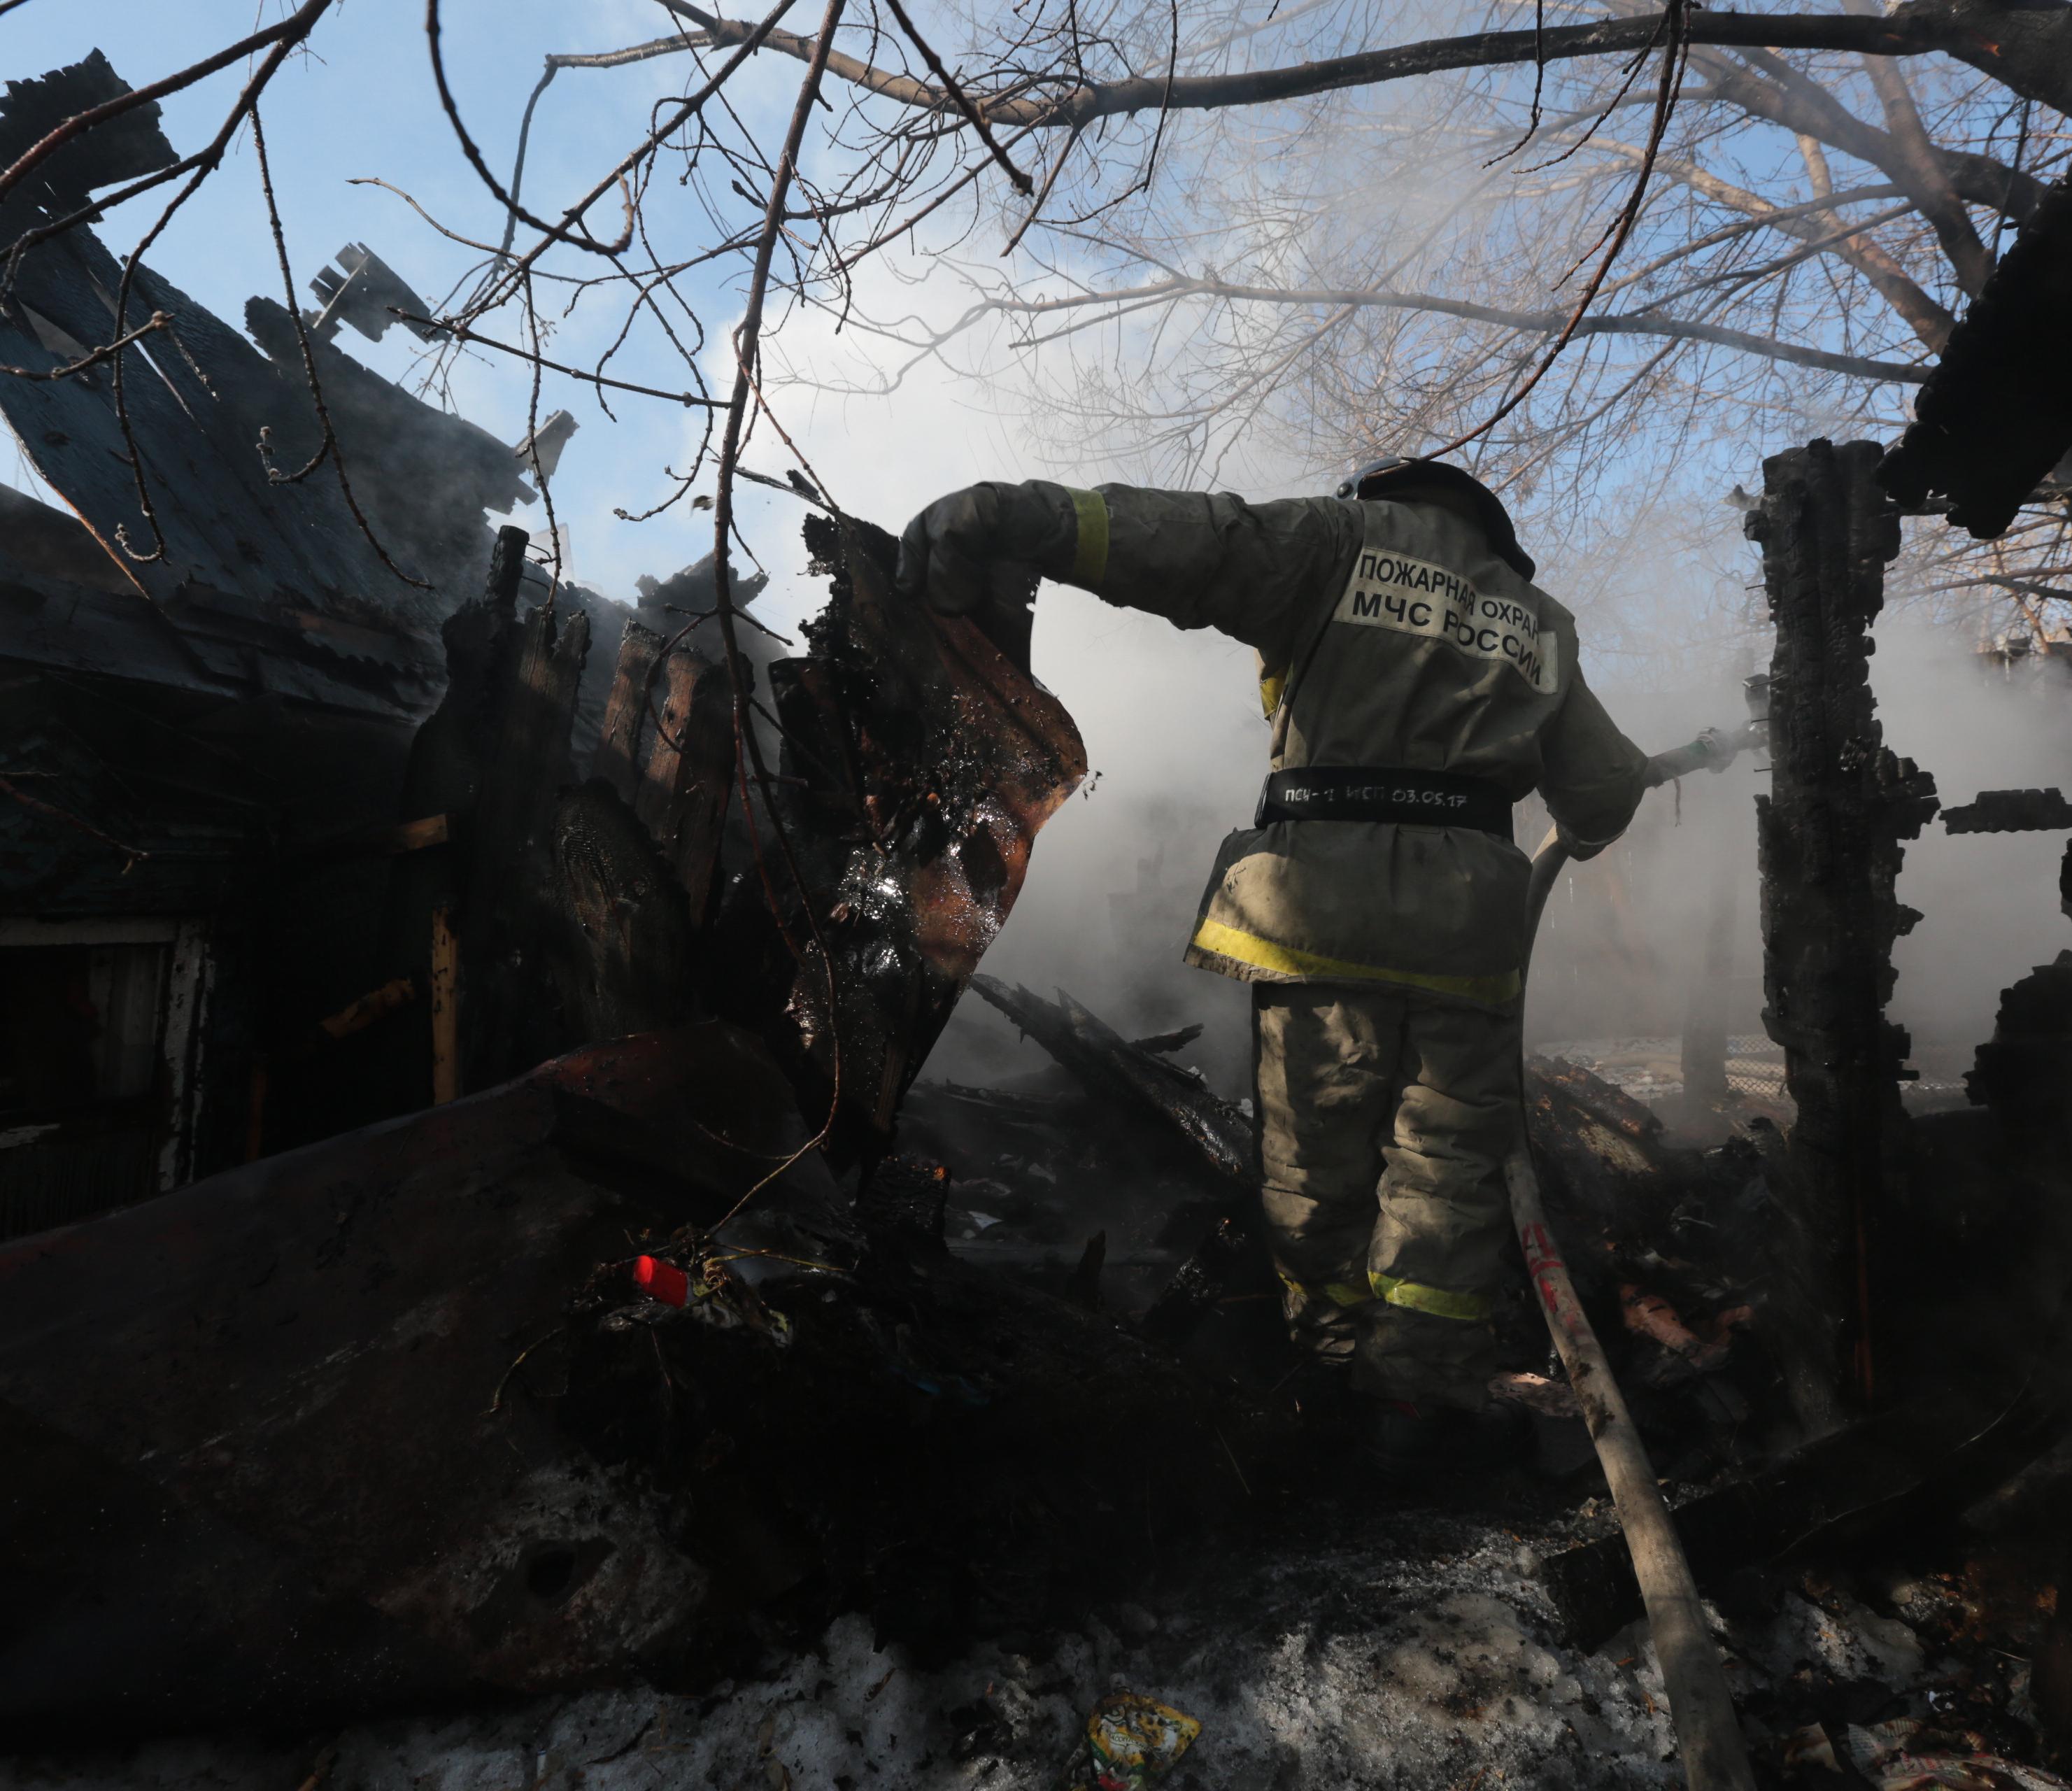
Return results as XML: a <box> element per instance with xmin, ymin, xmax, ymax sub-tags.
<box><xmin>1333</xmin><ymin>546</ymin><xmax>1559</xmax><ymax>693</ymax></box>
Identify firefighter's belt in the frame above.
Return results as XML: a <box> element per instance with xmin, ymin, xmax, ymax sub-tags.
<box><xmin>1254</xmin><ymin>766</ymin><xmax>1513</xmax><ymax>834</ymax></box>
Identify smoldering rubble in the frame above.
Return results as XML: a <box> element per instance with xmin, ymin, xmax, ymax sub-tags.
<box><xmin>5</xmin><ymin>52</ymin><xmax>2072</xmax><ymax>1791</ymax></box>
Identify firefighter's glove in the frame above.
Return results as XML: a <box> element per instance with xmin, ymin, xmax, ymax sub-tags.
<box><xmin>895</xmin><ymin>481</ymin><xmax>1080</xmax><ymax>616</ymax></box>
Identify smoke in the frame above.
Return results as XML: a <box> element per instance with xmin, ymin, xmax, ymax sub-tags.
<box><xmin>1878</xmin><ymin>617</ymin><xmax>2072</xmax><ymax>1070</ymax></box>
<box><xmin>1519</xmin><ymin>609</ymin><xmax>2072</xmax><ymax>1090</ymax></box>
<box><xmin>751</xmin><ymin>283</ymin><xmax>1780</xmax><ymax>1098</ymax></box>
<box><xmin>754</xmin><ymin>266</ymin><xmax>2072</xmax><ymax>1103</ymax></box>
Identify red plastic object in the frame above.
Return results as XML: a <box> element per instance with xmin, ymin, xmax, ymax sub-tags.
<box><xmin>632</xmin><ymin>1254</ymin><xmax>689</xmax><ymax>1307</ymax></box>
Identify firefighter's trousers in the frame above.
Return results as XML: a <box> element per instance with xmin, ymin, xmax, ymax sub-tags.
<box><xmin>1252</xmin><ymin>982</ymin><xmax>1520</xmax><ymax>1410</ymax></box>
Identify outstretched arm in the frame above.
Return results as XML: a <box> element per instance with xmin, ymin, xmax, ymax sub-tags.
<box><xmin>1537</xmin><ymin>666</ymin><xmax>1652</xmax><ymax>860</ymax></box>
<box><xmin>896</xmin><ymin>480</ymin><xmax>1356</xmax><ymax>659</ymax></box>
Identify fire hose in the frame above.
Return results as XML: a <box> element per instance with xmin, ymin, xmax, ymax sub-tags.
<box><xmin>1507</xmin><ymin>719</ymin><xmax>1766</xmax><ymax>1791</ymax></box>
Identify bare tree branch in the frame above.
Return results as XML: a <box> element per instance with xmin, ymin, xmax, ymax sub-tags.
<box><xmin>0</xmin><ymin>310</ymin><xmax>169</xmax><ymax>381</ymax></box>
<box><xmin>699</xmin><ymin>3</ymin><xmax>2072</xmax><ymax>132</ymax></box>
<box><xmin>880</xmin><ymin>0</ymin><xmax>1034</xmax><ymax>194</ymax></box>
<box><xmin>956</xmin><ymin>274</ymin><xmax>1929</xmax><ymax>383</ymax></box>
<box><xmin>1601</xmin><ymin>141</ymin><xmax>1957</xmax><ymax>348</ymax></box>
<box><xmin>390</xmin><ymin>309</ymin><xmax>725</xmax><ymax>406</ymax></box>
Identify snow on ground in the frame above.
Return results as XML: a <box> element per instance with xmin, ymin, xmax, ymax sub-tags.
<box><xmin>1</xmin><ymin>1497</ymin><xmax>1952</xmax><ymax>1791</ymax></box>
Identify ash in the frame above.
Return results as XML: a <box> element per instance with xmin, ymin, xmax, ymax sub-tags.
<box><xmin>0</xmin><ymin>1502</ymin><xmax>1982</xmax><ymax>1791</ymax></box>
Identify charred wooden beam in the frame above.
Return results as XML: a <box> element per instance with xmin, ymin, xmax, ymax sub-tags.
<box><xmin>0</xmin><ymin>58</ymin><xmax>457</xmax><ymax>632</ymax></box>
<box><xmin>1131</xmin><ymin>1021</ymin><xmax>1205</xmax><ymax>1056</ymax></box>
<box><xmin>0</xmin><ymin>50</ymin><xmax>176</xmax><ymax>215</ymax></box>
<box><xmin>301</xmin><ymin>812</ymin><xmax>452</xmax><ymax>863</ymax></box>
<box><xmin>1746</xmin><ymin>439</ymin><xmax>1939</xmax><ymax>1425</ymax></box>
<box><xmin>1139</xmin><ymin>1215</ymin><xmax>1260</xmax><ymax>1346</ymax></box>
<box><xmin>383</xmin><ymin>527</ymin><xmax>530</xmax><ymax>994</ymax></box>
<box><xmin>1941</xmin><ymin>788</ymin><xmax>2072</xmax><ymax>834</ymax></box>
<box><xmin>430</xmin><ymin>906</ymin><xmax>458</xmax><ymax>1104</ymax></box>
<box><xmin>968</xmin><ymin>974</ymin><xmax>1256</xmax><ymax>1194</ymax></box>
<box><xmin>1540</xmin><ymin>1384</ymin><xmax>2064</xmax><ymax>1650</ymax></box>
<box><xmin>286</xmin><ymin>973</ymin><xmax>418</xmax><ymax>1060</ymax></box>
<box><xmin>1966</xmin><ymin>951</ymin><xmax>2072</xmax><ymax>1157</ymax></box>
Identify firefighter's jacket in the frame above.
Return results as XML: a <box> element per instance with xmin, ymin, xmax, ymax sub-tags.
<box><xmin>1051</xmin><ymin>482</ymin><xmax>1651</xmax><ymax>1009</ymax></box>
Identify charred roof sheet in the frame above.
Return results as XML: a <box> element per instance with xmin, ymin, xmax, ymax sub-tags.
<box><xmin>0</xmin><ymin>487</ymin><xmax>446</xmax><ymax>718</ymax></box>
<box><xmin>0</xmin><ymin>50</ymin><xmax>176</xmax><ymax>212</ymax></box>
<box><xmin>0</xmin><ymin>56</ymin><xmax>532</xmax><ymax>632</ymax></box>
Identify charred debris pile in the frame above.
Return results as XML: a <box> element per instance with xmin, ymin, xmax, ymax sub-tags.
<box><xmin>4</xmin><ymin>486</ymin><xmax>2071</xmax><ymax>1778</ymax></box>
<box><xmin>3</xmin><ymin>50</ymin><xmax>2072</xmax><ymax>1791</ymax></box>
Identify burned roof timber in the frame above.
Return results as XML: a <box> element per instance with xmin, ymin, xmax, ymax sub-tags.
<box><xmin>0</xmin><ymin>55</ymin><xmax>536</xmax><ymax>635</ymax></box>
<box><xmin>1879</xmin><ymin>171</ymin><xmax>2072</xmax><ymax>538</ymax></box>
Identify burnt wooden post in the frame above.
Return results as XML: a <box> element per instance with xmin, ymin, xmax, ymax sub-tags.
<box><xmin>381</xmin><ymin>526</ymin><xmax>531</xmax><ymax>1105</ymax></box>
<box><xmin>548</xmin><ymin>781</ymin><xmax>693</xmax><ymax>1042</ymax></box>
<box><xmin>461</xmin><ymin>572</ymin><xmax>591</xmax><ymax>1089</ymax></box>
<box><xmin>1746</xmin><ymin>439</ymin><xmax>1938</xmax><ymax>1425</ymax></box>
<box><xmin>541</xmin><ymin>628</ymin><xmax>739</xmax><ymax>1042</ymax></box>
<box><xmin>590</xmin><ymin>620</ymin><xmax>664</xmax><ymax>805</ymax></box>
<box><xmin>634</xmin><ymin>647</ymin><xmax>737</xmax><ymax>925</ymax></box>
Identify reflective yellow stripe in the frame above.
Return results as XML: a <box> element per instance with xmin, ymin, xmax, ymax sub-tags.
<box><xmin>1258</xmin><ymin>666</ymin><xmax>1288</xmax><ymax>718</ymax></box>
<box><xmin>1065</xmin><ymin>487</ymin><xmax>1109</xmax><ymax>588</ymax></box>
<box><xmin>1189</xmin><ymin>917</ymin><xmax>1523</xmax><ymax>1005</ymax></box>
<box><xmin>1370</xmin><ymin>1273</ymin><xmax>1491</xmax><ymax>1322</ymax></box>
<box><xmin>1277</xmin><ymin>1268</ymin><xmax>1372</xmax><ymax>1309</ymax></box>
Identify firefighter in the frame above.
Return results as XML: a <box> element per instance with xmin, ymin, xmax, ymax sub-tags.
<box><xmin>895</xmin><ymin>460</ymin><xmax>1651</xmax><ymax>1470</ymax></box>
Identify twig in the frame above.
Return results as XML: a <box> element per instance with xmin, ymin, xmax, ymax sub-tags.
<box><xmin>881</xmin><ymin>0</ymin><xmax>1033</xmax><ymax>194</ymax></box>
<box><xmin>467</xmin><ymin>0</ymin><xmax>804</xmax><ymax>316</ymax></box>
<box><xmin>737</xmin><ymin>465</ymin><xmax>835</xmax><ymax>511</ymax></box>
<box><xmin>485</xmin><ymin>1324</ymin><xmax>567</xmax><ymax>1415</ymax></box>
<box><xmin>736</xmin><ymin>357</ymin><xmax>845</xmax><ymax>523</ymax></box>
<box><xmin>520</xmin><ymin>273</ymin><xmax>564</xmax><ymax>596</ymax></box>
<box><xmin>1425</xmin><ymin>0</ymin><xmax>1692</xmax><ymax>458</ymax></box>
<box><xmin>348</xmin><ymin>177</ymin><xmax>509</xmax><ymax>255</ymax></box>
<box><xmin>1486</xmin><ymin>0</ymin><xmax>1549</xmax><ymax>165</ymax></box>
<box><xmin>425</xmin><ymin>0</ymin><xmax>634</xmax><ymax>256</ymax></box>
<box><xmin>1212</xmin><ymin>1424</ymin><xmax>1253</xmax><ymax>1499</ymax></box>
<box><xmin>1002</xmin><ymin>122</ymin><xmax>1082</xmax><ymax>256</ymax></box>
<box><xmin>0</xmin><ymin>774</ymin><xmax>149</xmax><ymax>861</ymax></box>
<box><xmin>495</xmin><ymin>31</ymin><xmax>728</xmax><ymax>260</ymax></box>
<box><xmin>109</xmin><ymin>161</ymin><xmax>224</xmax><ymax>565</ymax></box>
<box><xmin>392</xmin><ymin>309</ymin><xmax>721</xmax><ymax>406</ymax></box>
<box><xmin>659</xmin><ymin>600</ymin><xmax>797</xmax><ymax>646</ymax></box>
<box><xmin>0</xmin><ymin>311</ymin><xmax>171</xmax><ymax>381</ymax></box>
